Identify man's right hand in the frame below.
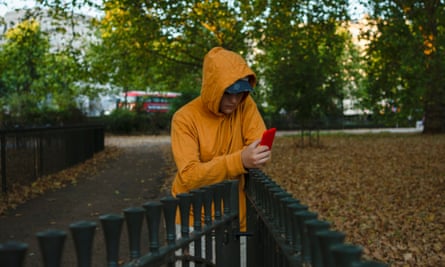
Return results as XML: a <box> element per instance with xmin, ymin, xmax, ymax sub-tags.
<box><xmin>241</xmin><ymin>140</ymin><xmax>271</xmax><ymax>169</ymax></box>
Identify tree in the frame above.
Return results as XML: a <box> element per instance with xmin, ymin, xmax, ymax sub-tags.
<box><xmin>0</xmin><ymin>19</ymin><xmax>50</xmax><ymax>125</ymax></box>
<box><xmin>364</xmin><ymin>0</ymin><xmax>445</xmax><ymax>133</ymax></box>
<box><xmin>0</xmin><ymin>18</ymin><xmax>91</xmax><ymax>126</ymax></box>
<box><xmin>253</xmin><ymin>0</ymin><xmax>351</xmax><ymax>129</ymax></box>
<box><xmin>85</xmin><ymin>0</ymin><xmax>257</xmax><ymax>98</ymax></box>
<box><xmin>27</xmin><ymin>0</ymin><xmax>363</xmax><ymax>129</ymax></box>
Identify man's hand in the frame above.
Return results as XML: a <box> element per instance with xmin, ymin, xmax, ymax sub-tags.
<box><xmin>241</xmin><ymin>140</ymin><xmax>272</xmax><ymax>169</ymax></box>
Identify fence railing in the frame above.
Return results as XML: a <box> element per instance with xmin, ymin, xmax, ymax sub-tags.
<box><xmin>0</xmin><ymin>180</ymin><xmax>241</xmax><ymax>267</ymax></box>
<box><xmin>0</xmin><ymin>170</ymin><xmax>388</xmax><ymax>267</ymax></box>
<box><xmin>0</xmin><ymin>125</ymin><xmax>105</xmax><ymax>194</ymax></box>
<box><xmin>245</xmin><ymin>169</ymin><xmax>387</xmax><ymax>267</ymax></box>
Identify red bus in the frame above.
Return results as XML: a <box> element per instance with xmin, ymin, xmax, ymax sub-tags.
<box><xmin>118</xmin><ymin>91</ymin><xmax>181</xmax><ymax>113</ymax></box>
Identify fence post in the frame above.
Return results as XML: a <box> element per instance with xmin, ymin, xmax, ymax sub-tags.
<box><xmin>222</xmin><ymin>181</ymin><xmax>232</xmax><ymax>214</ymax></box>
<box><xmin>177</xmin><ymin>193</ymin><xmax>192</xmax><ymax>267</ymax></box>
<box><xmin>316</xmin><ymin>230</ymin><xmax>346</xmax><ymax>267</ymax></box>
<box><xmin>281</xmin><ymin>197</ymin><xmax>298</xmax><ymax>245</ymax></box>
<box><xmin>331</xmin><ymin>243</ymin><xmax>363</xmax><ymax>267</ymax></box>
<box><xmin>229</xmin><ymin>180</ymin><xmax>240</xmax><ymax>267</ymax></box>
<box><xmin>267</xmin><ymin>187</ymin><xmax>282</xmax><ymax>227</ymax></box>
<box><xmin>202</xmin><ymin>186</ymin><xmax>214</xmax><ymax>263</ymax></box>
<box><xmin>0</xmin><ymin>241</ymin><xmax>28</xmax><ymax>267</ymax></box>
<box><xmin>288</xmin><ymin>202</ymin><xmax>308</xmax><ymax>253</ymax></box>
<box><xmin>213</xmin><ymin>184</ymin><xmax>225</xmax><ymax>267</ymax></box>
<box><xmin>190</xmin><ymin>189</ymin><xmax>204</xmax><ymax>266</ymax></box>
<box><xmin>294</xmin><ymin>210</ymin><xmax>318</xmax><ymax>265</ymax></box>
<box><xmin>222</xmin><ymin>180</ymin><xmax>240</xmax><ymax>267</ymax></box>
<box><xmin>246</xmin><ymin>171</ymin><xmax>267</xmax><ymax>267</ymax></box>
<box><xmin>274</xmin><ymin>191</ymin><xmax>292</xmax><ymax>235</ymax></box>
<box><xmin>273</xmin><ymin>192</ymin><xmax>293</xmax><ymax>267</ymax></box>
<box><xmin>160</xmin><ymin>196</ymin><xmax>179</xmax><ymax>246</ymax></box>
<box><xmin>123</xmin><ymin>207</ymin><xmax>145</xmax><ymax>259</ymax></box>
<box><xmin>100</xmin><ymin>214</ymin><xmax>124</xmax><ymax>267</ymax></box>
<box><xmin>160</xmin><ymin>196</ymin><xmax>179</xmax><ymax>267</ymax></box>
<box><xmin>143</xmin><ymin>202</ymin><xmax>162</xmax><ymax>253</ymax></box>
<box><xmin>69</xmin><ymin>220</ymin><xmax>97</xmax><ymax>267</ymax></box>
<box><xmin>36</xmin><ymin>229</ymin><xmax>67</xmax><ymax>267</ymax></box>
<box><xmin>305</xmin><ymin>219</ymin><xmax>331</xmax><ymax>267</ymax></box>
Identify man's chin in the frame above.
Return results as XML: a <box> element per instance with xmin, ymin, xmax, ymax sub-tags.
<box><xmin>221</xmin><ymin>108</ymin><xmax>235</xmax><ymax>115</ymax></box>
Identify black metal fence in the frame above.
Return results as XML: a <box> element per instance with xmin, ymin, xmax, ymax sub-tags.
<box><xmin>0</xmin><ymin>170</ymin><xmax>388</xmax><ymax>267</ymax></box>
<box><xmin>245</xmin><ymin>169</ymin><xmax>387</xmax><ymax>267</ymax></box>
<box><xmin>0</xmin><ymin>125</ymin><xmax>105</xmax><ymax>194</ymax></box>
<box><xmin>0</xmin><ymin>180</ymin><xmax>241</xmax><ymax>267</ymax></box>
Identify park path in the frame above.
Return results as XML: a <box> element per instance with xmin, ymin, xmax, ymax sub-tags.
<box><xmin>0</xmin><ymin>135</ymin><xmax>173</xmax><ymax>267</ymax></box>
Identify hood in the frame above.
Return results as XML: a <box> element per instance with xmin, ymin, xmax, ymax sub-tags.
<box><xmin>201</xmin><ymin>47</ymin><xmax>256</xmax><ymax>115</ymax></box>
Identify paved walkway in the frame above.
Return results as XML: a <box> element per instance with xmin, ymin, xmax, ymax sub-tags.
<box><xmin>0</xmin><ymin>136</ymin><xmax>172</xmax><ymax>267</ymax></box>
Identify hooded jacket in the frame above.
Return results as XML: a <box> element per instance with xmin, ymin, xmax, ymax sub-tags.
<box><xmin>170</xmin><ymin>47</ymin><xmax>266</xmax><ymax>230</ymax></box>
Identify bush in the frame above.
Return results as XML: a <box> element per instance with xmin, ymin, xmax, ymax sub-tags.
<box><xmin>103</xmin><ymin>109</ymin><xmax>172</xmax><ymax>134</ymax></box>
<box><xmin>0</xmin><ymin>106</ymin><xmax>87</xmax><ymax>129</ymax></box>
<box><xmin>104</xmin><ymin>109</ymin><xmax>138</xmax><ymax>134</ymax></box>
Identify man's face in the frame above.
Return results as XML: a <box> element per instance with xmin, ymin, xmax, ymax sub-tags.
<box><xmin>219</xmin><ymin>92</ymin><xmax>247</xmax><ymax>115</ymax></box>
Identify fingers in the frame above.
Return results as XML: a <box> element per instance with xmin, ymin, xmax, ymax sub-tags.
<box><xmin>241</xmin><ymin>140</ymin><xmax>272</xmax><ymax>169</ymax></box>
<box><xmin>252</xmin><ymin>149</ymin><xmax>271</xmax><ymax>167</ymax></box>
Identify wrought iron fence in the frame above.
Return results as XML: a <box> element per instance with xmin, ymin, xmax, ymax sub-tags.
<box><xmin>0</xmin><ymin>180</ymin><xmax>241</xmax><ymax>267</ymax></box>
<box><xmin>0</xmin><ymin>170</ymin><xmax>388</xmax><ymax>267</ymax></box>
<box><xmin>245</xmin><ymin>169</ymin><xmax>387</xmax><ymax>267</ymax></box>
<box><xmin>0</xmin><ymin>125</ymin><xmax>104</xmax><ymax>194</ymax></box>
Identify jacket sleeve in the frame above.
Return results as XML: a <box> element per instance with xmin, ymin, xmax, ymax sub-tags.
<box><xmin>171</xmin><ymin>113</ymin><xmax>249</xmax><ymax>192</ymax></box>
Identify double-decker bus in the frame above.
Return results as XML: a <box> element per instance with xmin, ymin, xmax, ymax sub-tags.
<box><xmin>117</xmin><ymin>91</ymin><xmax>181</xmax><ymax>113</ymax></box>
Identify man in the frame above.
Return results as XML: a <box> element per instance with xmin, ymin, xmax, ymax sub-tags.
<box><xmin>170</xmin><ymin>46</ymin><xmax>271</xmax><ymax>265</ymax></box>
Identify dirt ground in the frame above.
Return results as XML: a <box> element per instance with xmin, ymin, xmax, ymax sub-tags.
<box><xmin>0</xmin><ymin>135</ymin><xmax>174</xmax><ymax>267</ymax></box>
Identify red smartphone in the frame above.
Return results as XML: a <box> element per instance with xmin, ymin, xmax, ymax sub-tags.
<box><xmin>260</xmin><ymin>128</ymin><xmax>276</xmax><ymax>149</ymax></box>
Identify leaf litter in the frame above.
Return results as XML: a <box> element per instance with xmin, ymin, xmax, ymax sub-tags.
<box><xmin>0</xmin><ymin>146</ymin><xmax>121</xmax><ymax>215</ymax></box>
<box><xmin>262</xmin><ymin>133</ymin><xmax>445</xmax><ymax>267</ymax></box>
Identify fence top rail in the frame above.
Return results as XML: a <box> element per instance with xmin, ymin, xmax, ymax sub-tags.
<box><xmin>0</xmin><ymin>124</ymin><xmax>104</xmax><ymax>135</ymax></box>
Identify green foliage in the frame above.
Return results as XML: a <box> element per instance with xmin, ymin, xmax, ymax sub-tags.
<box><xmin>6</xmin><ymin>0</ymin><xmax>445</xmax><ymax>132</ymax></box>
<box><xmin>87</xmin><ymin>0</ymin><xmax>252</xmax><ymax>96</ymax></box>
<box><xmin>104</xmin><ymin>108</ymin><xmax>138</xmax><ymax>133</ymax></box>
<box><xmin>365</xmin><ymin>0</ymin><xmax>445</xmax><ymax>132</ymax></box>
<box><xmin>255</xmin><ymin>1</ymin><xmax>351</xmax><ymax>127</ymax></box>
<box><xmin>104</xmin><ymin>108</ymin><xmax>172</xmax><ymax>134</ymax></box>
<box><xmin>168</xmin><ymin>73</ymin><xmax>201</xmax><ymax>115</ymax></box>
<box><xmin>365</xmin><ymin>9</ymin><xmax>425</xmax><ymax>124</ymax></box>
<box><xmin>0</xmin><ymin>16</ymin><xmax>91</xmax><ymax>127</ymax></box>
<box><xmin>0</xmin><ymin>20</ymin><xmax>49</xmax><ymax>109</ymax></box>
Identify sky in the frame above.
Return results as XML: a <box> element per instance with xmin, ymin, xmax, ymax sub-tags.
<box><xmin>0</xmin><ymin>0</ymin><xmax>368</xmax><ymax>19</ymax></box>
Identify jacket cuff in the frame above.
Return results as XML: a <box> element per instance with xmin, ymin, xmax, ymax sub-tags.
<box><xmin>226</xmin><ymin>150</ymin><xmax>246</xmax><ymax>177</ymax></box>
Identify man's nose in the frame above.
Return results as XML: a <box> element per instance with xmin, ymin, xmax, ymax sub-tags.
<box><xmin>228</xmin><ymin>94</ymin><xmax>240</xmax><ymax>103</ymax></box>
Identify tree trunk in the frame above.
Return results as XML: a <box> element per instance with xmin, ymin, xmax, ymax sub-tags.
<box><xmin>423</xmin><ymin>49</ymin><xmax>444</xmax><ymax>134</ymax></box>
<box><xmin>423</xmin><ymin>46</ymin><xmax>443</xmax><ymax>134</ymax></box>
<box><xmin>421</xmin><ymin>1</ymin><xmax>445</xmax><ymax>134</ymax></box>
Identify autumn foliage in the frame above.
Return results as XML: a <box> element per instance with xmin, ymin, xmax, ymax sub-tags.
<box><xmin>263</xmin><ymin>133</ymin><xmax>445</xmax><ymax>267</ymax></box>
